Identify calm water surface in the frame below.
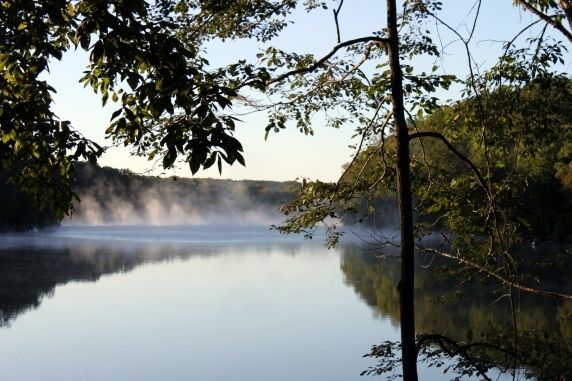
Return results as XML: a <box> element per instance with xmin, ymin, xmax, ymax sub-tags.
<box><xmin>0</xmin><ymin>226</ymin><xmax>568</xmax><ymax>380</ymax></box>
<box><xmin>0</xmin><ymin>226</ymin><xmax>394</xmax><ymax>381</ymax></box>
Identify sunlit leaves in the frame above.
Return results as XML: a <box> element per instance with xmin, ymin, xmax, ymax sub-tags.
<box><xmin>489</xmin><ymin>36</ymin><xmax>568</xmax><ymax>85</ymax></box>
<box><xmin>1</xmin><ymin>0</ymin><xmax>282</xmax><ymax>215</ymax></box>
<box><xmin>175</xmin><ymin>0</ymin><xmax>298</xmax><ymax>42</ymax></box>
<box><xmin>0</xmin><ymin>0</ymin><xmax>103</xmax><ymax>216</ymax></box>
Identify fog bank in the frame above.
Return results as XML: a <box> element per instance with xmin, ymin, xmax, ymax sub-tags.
<box><xmin>66</xmin><ymin>164</ymin><xmax>298</xmax><ymax>226</ymax></box>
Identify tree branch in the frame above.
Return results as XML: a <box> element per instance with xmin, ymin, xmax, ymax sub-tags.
<box><xmin>422</xmin><ymin>247</ymin><xmax>572</xmax><ymax>300</ymax></box>
<box><xmin>516</xmin><ymin>0</ymin><xmax>572</xmax><ymax>43</ymax></box>
<box><xmin>333</xmin><ymin>0</ymin><xmax>344</xmax><ymax>43</ymax></box>
<box><xmin>417</xmin><ymin>334</ymin><xmax>496</xmax><ymax>381</ymax></box>
<box><xmin>495</xmin><ymin>19</ymin><xmax>541</xmax><ymax>88</ymax></box>
<box><xmin>561</xmin><ymin>0</ymin><xmax>572</xmax><ymax>30</ymax></box>
<box><xmin>235</xmin><ymin>36</ymin><xmax>388</xmax><ymax>91</ymax></box>
<box><xmin>408</xmin><ymin>131</ymin><xmax>489</xmax><ymax>196</ymax></box>
<box><xmin>267</xmin><ymin>36</ymin><xmax>389</xmax><ymax>85</ymax></box>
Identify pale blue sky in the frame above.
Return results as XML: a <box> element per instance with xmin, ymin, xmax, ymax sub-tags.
<box><xmin>46</xmin><ymin>0</ymin><xmax>570</xmax><ymax>182</ymax></box>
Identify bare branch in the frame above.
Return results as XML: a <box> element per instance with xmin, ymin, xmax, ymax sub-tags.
<box><xmin>333</xmin><ymin>0</ymin><xmax>344</xmax><ymax>43</ymax></box>
<box><xmin>468</xmin><ymin>0</ymin><xmax>482</xmax><ymax>42</ymax></box>
<box><xmin>337</xmin><ymin>99</ymin><xmax>387</xmax><ymax>187</ymax></box>
<box><xmin>405</xmin><ymin>109</ymin><xmax>433</xmax><ymax>188</ymax></box>
<box><xmin>422</xmin><ymin>247</ymin><xmax>572</xmax><ymax>300</ymax></box>
<box><xmin>352</xmin><ymin>111</ymin><xmax>393</xmax><ymax>188</ymax></box>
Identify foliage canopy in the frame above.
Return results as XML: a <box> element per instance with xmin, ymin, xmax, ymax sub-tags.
<box><xmin>0</xmin><ymin>0</ymin><xmax>304</xmax><ymax>216</ymax></box>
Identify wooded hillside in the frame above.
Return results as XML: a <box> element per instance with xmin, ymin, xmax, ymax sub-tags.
<box><xmin>0</xmin><ymin>163</ymin><xmax>299</xmax><ymax>229</ymax></box>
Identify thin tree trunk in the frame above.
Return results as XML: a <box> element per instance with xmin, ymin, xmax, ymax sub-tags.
<box><xmin>386</xmin><ymin>0</ymin><xmax>418</xmax><ymax>380</ymax></box>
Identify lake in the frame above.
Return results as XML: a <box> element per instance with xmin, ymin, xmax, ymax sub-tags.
<box><xmin>0</xmin><ymin>226</ymin><xmax>569</xmax><ymax>380</ymax></box>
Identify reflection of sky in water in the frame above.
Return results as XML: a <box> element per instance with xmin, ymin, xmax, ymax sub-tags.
<box><xmin>0</xmin><ymin>226</ymin><xmax>402</xmax><ymax>381</ymax></box>
<box><xmin>0</xmin><ymin>226</ymin><xmax>529</xmax><ymax>380</ymax></box>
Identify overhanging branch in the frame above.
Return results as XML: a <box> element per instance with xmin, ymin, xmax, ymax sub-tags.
<box><xmin>422</xmin><ymin>247</ymin><xmax>572</xmax><ymax>300</ymax></box>
<box><xmin>408</xmin><ymin>131</ymin><xmax>489</xmax><ymax>196</ymax></box>
<box><xmin>268</xmin><ymin>36</ymin><xmax>389</xmax><ymax>85</ymax></box>
<box><xmin>516</xmin><ymin>0</ymin><xmax>572</xmax><ymax>43</ymax></box>
<box><xmin>416</xmin><ymin>334</ymin><xmax>499</xmax><ymax>381</ymax></box>
<box><xmin>235</xmin><ymin>36</ymin><xmax>388</xmax><ymax>91</ymax></box>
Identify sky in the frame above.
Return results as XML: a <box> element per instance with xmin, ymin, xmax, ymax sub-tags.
<box><xmin>46</xmin><ymin>0</ymin><xmax>571</xmax><ymax>182</ymax></box>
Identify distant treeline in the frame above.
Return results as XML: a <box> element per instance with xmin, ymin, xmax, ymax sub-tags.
<box><xmin>0</xmin><ymin>163</ymin><xmax>300</xmax><ymax>230</ymax></box>
<box><xmin>0</xmin><ymin>175</ymin><xmax>59</xmax><ymax>231</ymax></box>
<box><xmin>70</xmin><ymin>163</ymin><xmax>299</xmax><ymax>225</ymax></box>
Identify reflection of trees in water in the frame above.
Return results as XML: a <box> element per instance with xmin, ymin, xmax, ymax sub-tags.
<box><xmin>0</xmin><ymin>241</ymin><xmax>304</xmax><ymax>327</ymax></box>
<box><xmin>340</xmin><ymin>245</ymin><xmax>572</xmax><ymax>379</ymax></box>
<box><xmin>341</xmin><ymin>248</ymin><xmax>401</xmax><ymax>326</ymax></box>
<box><xmin>0</xmin><ymin>235</ymin><xmax>310</xmax><ymax>328</ymax></box>
<box><xmin>0</xmin><ymin>243</ymin><xmax>182</xmax><ymax>326</ymax></box>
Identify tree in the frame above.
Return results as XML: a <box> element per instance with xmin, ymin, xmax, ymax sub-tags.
<box><xmin>2</xmin><ymin>0</ymin><xmax>571</xmax><ymax>379</ymax></box>
<box><xmin>1</xmin><ymin>0</ymin><xmax>292</xmax><ymax>217</ymax></box>
<box><xmin>260</xmin><ymin>1</ymin><xmax>454</xmax><ymax>378</ymax></box>
<box><xmin>256</xmin><ymin>1</ymin><xmax>571</xmax><ymax>379</ymax></box>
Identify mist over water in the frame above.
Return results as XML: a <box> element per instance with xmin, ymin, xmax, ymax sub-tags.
<box><xmin>0</xmin><ymin>225</ymin><xmax>300</xmax><ymax>249</ymax></box>
<box><xmin>66</xmin><ymin>164</ymin><xmax>297</xmax><ymax>226</ymax></box>
<box><xmin>69</xmin><ymin>186</ymin><xmax>208</xmax><ymax>225</ymax></box>
<box><xmin>67</xmin><ymin>191</ymin><xmax>282</xmax><ymax>226</ymax></box>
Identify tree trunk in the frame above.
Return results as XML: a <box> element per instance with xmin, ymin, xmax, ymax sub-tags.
<box><xmin>386</xmin><ymin>0</ymin><xmax>418</xmax><ymax>380</ymax></box>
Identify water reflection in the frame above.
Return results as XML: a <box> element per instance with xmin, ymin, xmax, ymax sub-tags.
<box><xmin>1</xmin><ymin>226</ymin><xmax>570</xmax><ymax>380</ymax></box>
<box><xmin>340</xmin><ymin>245</ymin><xmax>572</xmax><ymax>378</ymax></box>
<box><xmin>0</xmin><ymin>226</ymin><xmax>304</xmax><ymax>327</ymax></box>
<box><xmin>0</xmin><ymin>227</ymin><xmax>396</xmax><ymax>381</ymax></box>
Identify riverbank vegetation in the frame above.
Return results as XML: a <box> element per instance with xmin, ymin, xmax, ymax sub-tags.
<box><xmin>339</xmin><ymin>78</ymin><xmax>572</xmax><ymax>243</ymax></box>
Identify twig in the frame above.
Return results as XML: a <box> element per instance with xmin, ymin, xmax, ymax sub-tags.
<box><xmin>467</xmin><ymin>0</ymin><xmax>482</xmax><ymax>42</ymax></box>
<box><xmin>333</xmin><ymin>0</ymin><xmax>344</xmax><ymax>43</ymax></box>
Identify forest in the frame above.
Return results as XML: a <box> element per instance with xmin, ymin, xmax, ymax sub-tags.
<box><xmin>0</xmin><ymin>163</ymin><xmax>299</xmax><ymax>229</ymax></box>
<box><xmin>339</xmin><ymin>78</ymin><xmax>572</xmax><ymax>243</ymax></box>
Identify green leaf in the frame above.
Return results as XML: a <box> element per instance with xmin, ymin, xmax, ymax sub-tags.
<box><xmin>189</xmin><ymin>154</ymin><xmax>201</xmax><ymax>174</ymax></box>
<box><xmin>203</xmin><ymin>152</ymin><xmax>217</xmax><ymax>170</ymax></box>
<box><xmin>236</xmin><ymin>152</ymin><xmax>245</xmax><ymax>166</ymax></box>
<box><xmin>127</xmin><ymin>75</ymin><xmax>139</xmax><ymax>90</ymax></box>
